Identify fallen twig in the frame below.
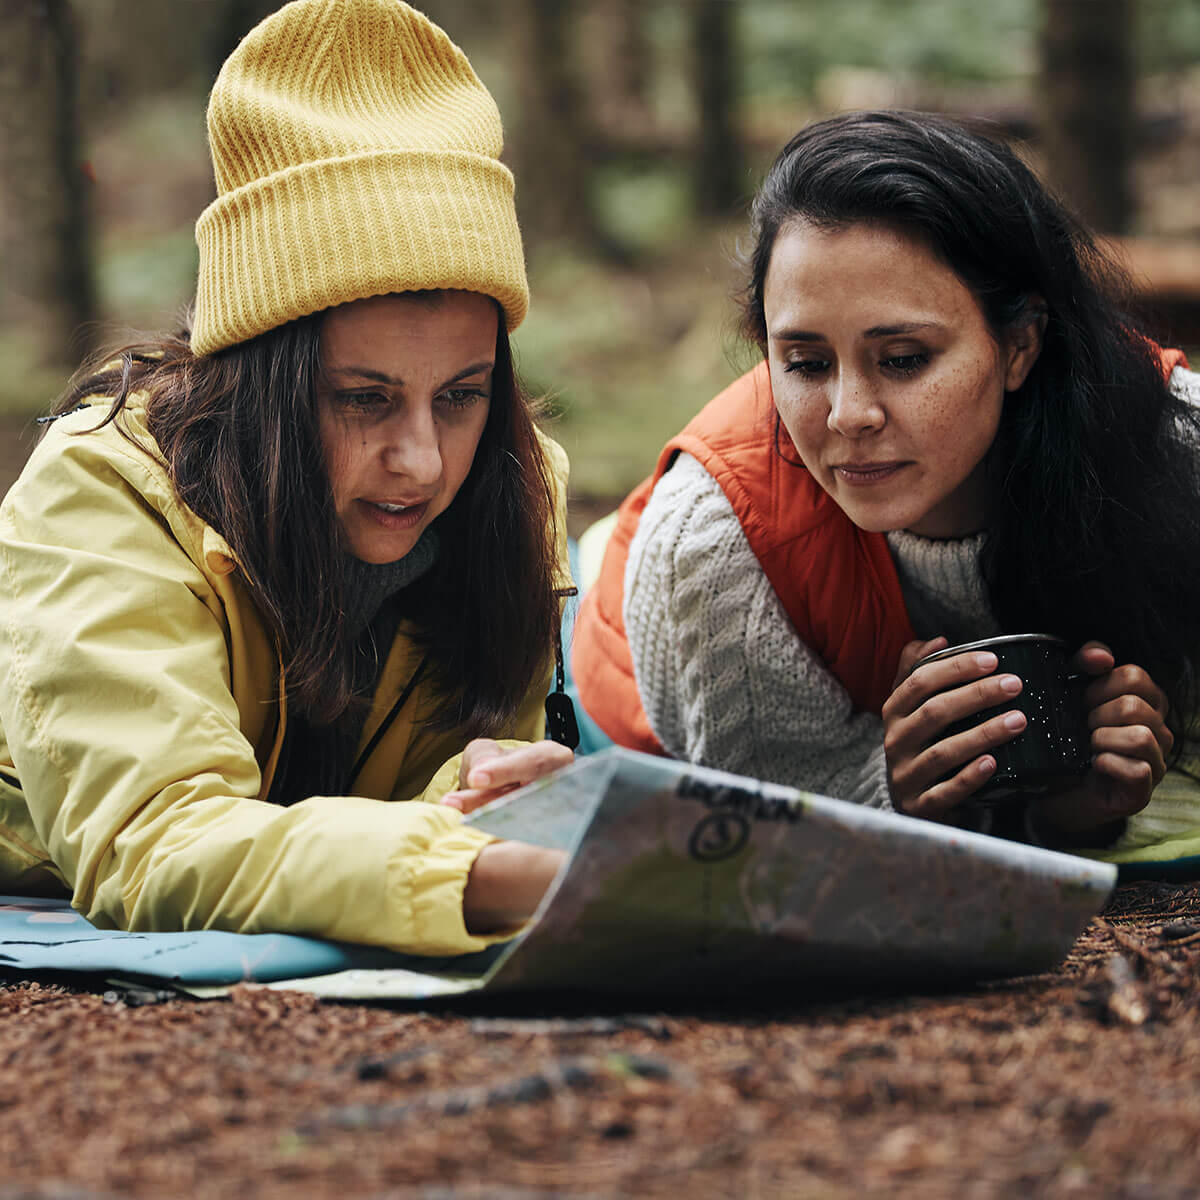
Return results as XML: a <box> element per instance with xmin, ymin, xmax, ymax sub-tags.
<box><xmin>466</xmin><ymin>1015</ymin><xmax>673</xmax><ymax>1040</ymax></box>
<box><xmin>1079</xmin><ymin>953</ymin><xmax>1153</xmax><ymax>1026</ymax></box>
<box><xmin>298</xmin><ymin>1052</ymin><xmax>679</xmax><ymax>1135</ymax></box>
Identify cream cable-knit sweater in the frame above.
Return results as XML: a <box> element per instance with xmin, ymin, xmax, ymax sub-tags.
<box><xmin>624</xmin><ymin>367</ymin><xmax>1200</xmax><ymax>844</ymax></box>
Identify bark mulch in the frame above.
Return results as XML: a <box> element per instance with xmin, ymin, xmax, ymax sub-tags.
<box><xmin>1</xmin><ymin>880</ymin><xmax>1199</xmax><ymax>1199</ymax></box>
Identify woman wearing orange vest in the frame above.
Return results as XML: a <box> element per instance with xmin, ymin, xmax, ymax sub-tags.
<box><xmin>573</xmin><ymin>110</ymin><xmax>1200</xmax><ymax>863</ymax></box>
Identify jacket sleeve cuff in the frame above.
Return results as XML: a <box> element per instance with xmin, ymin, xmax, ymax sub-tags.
<box><xmin>397</xmin><ymin>822</ymin><xmax>521</xmax><ymax>954</ymax></box>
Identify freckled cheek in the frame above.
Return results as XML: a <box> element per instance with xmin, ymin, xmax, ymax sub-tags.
<box><xmin>904</xmin><ymin>367</ymin><xmax>1002</xmax><ymax>450</ymax></box>
<box><xmin>773</xmin><ymin>399</ymin><xmax>821</xmax><ymax>458</ymax></box>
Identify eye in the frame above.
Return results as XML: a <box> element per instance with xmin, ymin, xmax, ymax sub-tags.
<box><xmin>436</xmin><ymin>387</ymin><xmax>487</xmax><ymax>410</ymax></box>
<box><xmin>881</xmin><ymin>353</ymin><xmax>928</xmax><ymax>375</ymax></box>
<box><xmin>334</xmin><ymin>389</ymin><xmax>389</xmax><ymax>411</ymax></box>
<box><xmin>783</xmin><ymin>357</ymin><xmax>830</xmax><ymax>377</ymax></box>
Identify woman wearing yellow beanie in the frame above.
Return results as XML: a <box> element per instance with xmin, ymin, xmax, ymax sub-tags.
<box><xmin>0</xmin><ymin>0</ymin><xmax>576</xmax><ymax>953</ymax></box>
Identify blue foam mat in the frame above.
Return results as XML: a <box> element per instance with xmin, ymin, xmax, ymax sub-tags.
<box><xmin>0</xmin><ymin>896</ymin><xmax>501</xmax><ymax>985</ymax></box>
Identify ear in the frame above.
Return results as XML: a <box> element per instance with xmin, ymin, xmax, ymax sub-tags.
<box><xmin>1002</xmin><ymin>297</ymin><xmax>1047</xmax><ymax>392</ymax></box>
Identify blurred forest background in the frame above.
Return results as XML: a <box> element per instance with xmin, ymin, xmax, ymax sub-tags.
<box><xmin>1</xmin><ymin>0</ymin><xmax>1199</xmax><ymax>514</ymax></box>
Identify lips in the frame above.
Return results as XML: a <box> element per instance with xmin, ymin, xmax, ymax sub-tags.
<box><xmin>832</xmin><ymin>461</ymin><xmax>908</xmax><ymax>484</ymax></box>
<box><xmin>358</xmin><ymin>498</ymin><xmax>430</xmax><ymax>528</ymax></box>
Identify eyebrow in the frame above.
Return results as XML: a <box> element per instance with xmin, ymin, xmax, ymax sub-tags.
<box><xmin>324</xmin><ymin>360</ymin><xmax>495</xmax><ymax>387</ymax></box>
<box><xmin>863</xmin><ymin>321</ymin><xmax>943</xmax><ymax>338</ymax></box>
<box><xmin>771</xmin><ymin>321</ymin><xmax>945</xmax><ymax>342</ymax></box>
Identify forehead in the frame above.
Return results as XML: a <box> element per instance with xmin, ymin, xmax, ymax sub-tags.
<box><xmin>764</xmin><ymin>220</ymin><xmax>983</xmax><ymax>327</ymax></box>
<box><xmin>319</xmin><ymin>291</ymin><xmax>499</xmax><ymax>362</ymax></box>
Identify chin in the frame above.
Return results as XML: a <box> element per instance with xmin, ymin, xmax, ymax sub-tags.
<box><xmin>836</xmin><ymin>504</ymin><xmax>913</xmax><ymax>535</ymax></box>
<box><xmin>351</xmin><ymin>538</ymin><xmax>419</xmax><ymax>565</ymax></box>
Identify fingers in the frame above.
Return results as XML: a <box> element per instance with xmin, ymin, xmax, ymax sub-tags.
<box><xmin>465</xmin><ymin>740</ymin><xmax>574</xmax><ymax>791</ymax></box>
<box><xmin>895</xmin><ymin>754</ymin><xmax>1000</xmax><ymax>821</ymax></box>
<box><xmin>884</xmin><ymin>646</ymin><xmax>1029</xmax><ymax>821</ymax></box>
<box><xmin>1070</xmin><ymin>640</ymin><xmax>1116</xmax><ymax>678</ymax></box>
<box><xmin>1038</xmin><ymin>654</ymin><xmax>1171</xmax><ymax>836</ymax></box>
<box><xmin>1080</xmin><ymin>661</ymin><xmax>1173</xmax><ymax>785</ymax></box>
<box><xmin>1082</xmin><ymin>663</ymin><xmax>1169</xmax><ymax>721</ymax></box>
<box><xmin>1091</xmin><ymin>749</ymin><xmax>1156</xmax><ymax>798</ymax></box>
<box><xmin>457</xmin><ymin>738</ymin><xmax>502</xmax><ymax>790</ymax></box>
<box><xmin>442</xmin><ymin>784</ymin><xmax>518</xmax><ymax>815</ymax></box>
<box><xmin>893</xmin><ymin>637</ymin><xmax>948</xmax><ymax>689</ymax></box>
<box><xmin>889</xmin><ymin>707</ymin><xmax>1027</xmax><ymax>819</ymax></box>
<box><xmin>1040</xmin><ymin>752</ymin><xmax>1155</xmax><ymax>833</ymax></box>
<box><xmin>885</xmin><ymin>648</ymin><xmax>1003</xmax><ymax>722</ymax></box>
<box><xmin>1090</xmin><ymin>720</ymin><xmax>1169</xmax><ymax>786</ymax></box>
<box><xmin>892</xmin><ymin>671</ymin><xmax>1022</xmax><ymax>749</ymax></box>
<box><xmin>445</xmin><ymin>739</ymin><xmax>575</xmax><ymax>815</ymax></box>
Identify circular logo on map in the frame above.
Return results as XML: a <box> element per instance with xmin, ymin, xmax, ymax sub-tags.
<box><xmin>688</xmin><ymin>812</ymin><xmax>751</xmax><ymax>863</ymax></box>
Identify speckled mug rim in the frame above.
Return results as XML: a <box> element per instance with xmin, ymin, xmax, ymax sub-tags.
<box><xmin>916</xmin><ymin>633</ymin><xmax>1068</xmax><ymax>669</ymax></box>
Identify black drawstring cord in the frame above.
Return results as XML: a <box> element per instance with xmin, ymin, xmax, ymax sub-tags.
<box><xmin>545</xmin><ymin>587</ymin><xmax>581</xmax><ymax>749</ymax></box>
<box><xmin>349</xmin><ymin>653</ymin><xmax>430</xmax><ymax>782</ymax></box>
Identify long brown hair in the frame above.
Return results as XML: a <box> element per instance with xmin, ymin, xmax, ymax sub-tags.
<box><xmin>54</xmin><ymin>301</ymin><xmax>560</xmax><ymax>734</ymax></box>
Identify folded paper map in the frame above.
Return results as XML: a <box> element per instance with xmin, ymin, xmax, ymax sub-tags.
<box><xmin>0</xmin><ymin>749</ymin><xmax>1115</xmax><ymax>1000</ymax></box>
<box><xmin>262</xmin><ymin>747</ymin><xmax>1116</xmax><ymax>1000</ymax></box>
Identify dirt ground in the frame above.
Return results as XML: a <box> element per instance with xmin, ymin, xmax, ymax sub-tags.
<box><xmin>0</xmin><ymin>880</ymin><xmax>1197</xmax><ymax>1200</ymax></box>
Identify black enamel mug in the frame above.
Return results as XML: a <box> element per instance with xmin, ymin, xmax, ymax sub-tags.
<box><xmin>915</xmin><ymin>633</ymin><xmax>1092</xmax><ymax>805</ymax></box>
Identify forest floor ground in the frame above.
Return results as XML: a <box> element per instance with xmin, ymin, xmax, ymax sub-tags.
<box><xmin>1</xmin><ymin>879</ymin><xmax>1199</xmax><ymax>1199</ymax></box>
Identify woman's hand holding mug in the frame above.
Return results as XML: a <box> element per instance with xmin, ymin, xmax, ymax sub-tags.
<box><xmin>884</xmin><ymin>635</ymin><xmax>1173</xmax><ymax>839</ymax></box>
<box><xmin>1036</xmin><ymin>641</ymin><xmax>1172</xmax><ymax>836</ymax></box>
<box><xmin>883</xmin><ymin>635</ymin><xmax>1028</xmax><ymax>820</ymax></box>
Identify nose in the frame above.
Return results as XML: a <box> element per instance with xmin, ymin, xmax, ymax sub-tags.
<box><xmin>827</xmin><ymin>369</ymin><xmax>886</xmax><ymax>438</ymax></box>
<box><xmin>380</xmin><ymin>403</ymin><xmax>442</xmax><ymax>487</ymax></box>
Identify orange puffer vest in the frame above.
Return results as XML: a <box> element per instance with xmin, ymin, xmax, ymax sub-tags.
<box><xmin>572</xmin><ymin>350</ymin><xmax>1190</xmax><ymax>755</ymax></box>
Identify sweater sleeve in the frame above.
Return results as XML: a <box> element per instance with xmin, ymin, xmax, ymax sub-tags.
<box><xmin>623</xmin><ymin>452</ymin><xmax>894</xmax><ymax>808</ymax></box>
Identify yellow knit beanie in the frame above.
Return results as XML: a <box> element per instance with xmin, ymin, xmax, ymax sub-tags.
<box><xmin>191</xmin><ymin>0</ymin><xmax>528</xmax><ymax>356</ymax></box>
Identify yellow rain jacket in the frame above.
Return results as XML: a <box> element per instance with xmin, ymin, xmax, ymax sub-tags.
<box><xmin>0</xmin><ymin>399</ymin><xmax>570</xmax><ymax>955</ymax></box>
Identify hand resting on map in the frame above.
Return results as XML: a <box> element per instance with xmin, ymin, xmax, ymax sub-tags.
<box><xmin>461</xmin><ymin>839</ymin><xmax>566</xmax><ymax>934</ymax></box>
<box><xmin>444</xmin><ymin>740</ymin><xmax>573</xmax><ymax>934</ymax></box>
<box><xmin>442</xmin><ymin>738</ymin><xmax>575</xmax><ymax>815</ymax></box>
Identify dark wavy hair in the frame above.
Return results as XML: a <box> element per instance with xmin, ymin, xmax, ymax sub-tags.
<box><xmin>55</xmin><ymin>299</ymin><xmax>560</xmax><ymax>734</ymax></box>
<box><xmin>739</xmin><ymin>109</ymin><xmax>1200</xmax><ymax>732</ymax></box>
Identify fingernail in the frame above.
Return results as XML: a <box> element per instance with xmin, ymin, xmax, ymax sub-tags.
<box><xmin>975</xmin><ymin>652</ymin><xmax>998</xmax><ymax>670</ymax></box>
<box><xmin>978</xmin><ymin>756</ymin><xmax>996</xmax><ymax>775</ymax></box>
<box><xmin>999</xmin><ymin>675</ymin><xmax>1021</xmax><ymax>694</ymax></box>
<box><xmin>1004</xmin><ymin>711</ymin><xmax>1026</xmax><ymax>731</ymax></box>
<box><xmin>473</xmin><ymin>773</ymin><xmax>491</xmax><ymax>788</ymax></box>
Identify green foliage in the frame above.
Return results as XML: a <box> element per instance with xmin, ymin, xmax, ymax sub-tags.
<box><xmin>592</xmin><ymin>165</ymin><xmax>695</xmax><ymax>256</ymax></box>
<box><xmin>0</xmin><ymin>332</ymin><xmax>69</xmax><ymax>417</ymax></box>
<box><xmin>514</xmin><ymin>237</ymin><xmax>753</xmax><ymax>500</ymax></box>
<box><xmin>736</xmin><ymin>0</ymin><xmax>1038</xmax><ymax>103</ymax></box>
<box><xmin>100</xmin><ymin>229</ymin><xmax>199</xmax><ymax>331</ymax></box>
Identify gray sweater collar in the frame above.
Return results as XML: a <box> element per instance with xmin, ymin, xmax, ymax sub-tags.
<box><xmin>341</xmin><ymin>530</ymin><xmax>439</xmax><ymax>638</ymax></box>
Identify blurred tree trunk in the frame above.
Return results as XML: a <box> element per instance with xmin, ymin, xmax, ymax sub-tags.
<box><xmin>506</xmin><ymin>0</ymin><xmax>601</xmax><ymax>250</ymax></box>
<box><xmin>0</xmin><ymin>0</ymin><xmax>98</xmax><ymax>365</ymax></box>
<box><xmin>689</xmin><ymin>0</ymin><xmax>742</xmax><ymax>218</ymax></box>
<box><xmin>1038</xmin><ymin>0</ymin><xmax>1134</xmax><ymax>233</ymax></box>
<box><xmin>594</xmin><ymin>0</ymin><xmax>654</xmax><ymax>128</ymax></box>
